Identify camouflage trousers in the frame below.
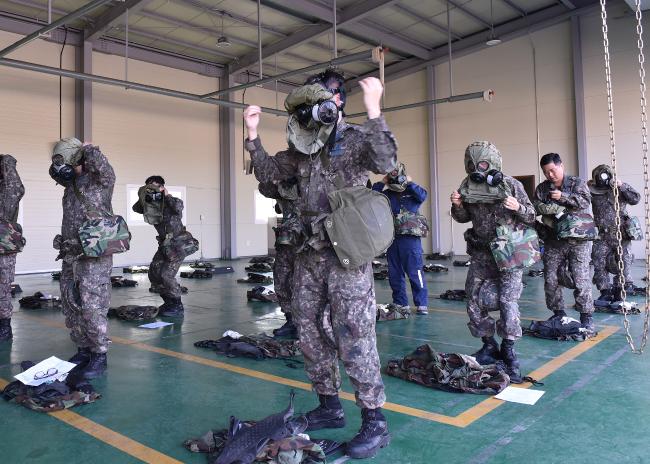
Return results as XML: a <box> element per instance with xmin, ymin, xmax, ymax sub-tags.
<box><xmin>61</xmin><ymin>255</ymin><xmax>113</xmax><ymax>353</ymax></box>
<box><xmin>0</xmin><ymin>253</ymin><xmax>17</xmax><ymax>319</ymax></box>
<box><xmin>592</xmin><ymin>235</ymin><xmax>634</xmax><ymax>290</ymax></box>
<box><xmin>293</xmin><ymin>247</ymin><xmax>385</xmax><ymax>409</ymax></box>
<box><xmin>149</xmin><ymin>247</ymin><xmax>183</xmax><ymax>299</ymax></box>
<box><xmin>274</xmin><ymin>244</ymin><xmax>295</xmax><ymax>315</ymax></box>
<box><xmin>543</xmin><ymin>239</ymin><xmax>594</xmax><ymax>314</ymax></box>
<box><xmin>465</xmin><ymin>250</ymin><xmax>523</xmax><ymax>341</ymax></box>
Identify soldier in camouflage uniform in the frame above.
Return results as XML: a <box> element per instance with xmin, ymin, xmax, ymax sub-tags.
<box><xmin>450</xmin><ymin>142</ymin><xmax>536</xmax><ymax>383</ymax></box>
<box><xmin>51</xmin><ymin>138</ymin><xmax>115</xmax><ymax>379</ymax></box>
<box><xmin>258</xmin><ymin>180</ymin><xmax>300</xmax><ymax>338</ymax></box>
<box><xmin>533</xmin><ymin>153</ymin><xmax>595</xmax><ymax>330</ymax></box>
<box><xmin>589</xmin><ymin>164</ymin><xmax>640</xmax><ymax>301</ymax></box>
<box><xmin>244</xmin><ymin>71</ymin><xmax>395</xmax><ymax>460</ymax></box>
<box><xmin>0</xmin><ymin>155</ymin><xmax>25</xmax><ymax>342</ymax></box>
<box><xmin>132</xmin><ymin>176</ymin><xmax>187</xmax><ymax>317</ymax></box>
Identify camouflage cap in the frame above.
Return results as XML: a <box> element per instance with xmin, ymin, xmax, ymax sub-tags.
<box><xmin>52</xmin><ymin>137</ymin><xmax>84</xmax><ymax>165</ymax></box>
<box><xmin>464</xmin><ymin>141</ymin><xmax>502</xmax><ymax>174</ymax></box>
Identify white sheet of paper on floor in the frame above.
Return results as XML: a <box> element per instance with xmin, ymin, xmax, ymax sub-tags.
<box><xmin>223</xmin><ymin>330</ymin><xmax>242</xmax><ymax>339</ymax></box>
<box><xmin>138</xmin><ymin>321</ymin><xmax>174</xmax><ymax>329</ymax></box>
<box><xmin>495</xmin><ymin>386</ymin><xmax>545</xmax><ymax>405</ymax></box>
<box><xmin>14</xmin><ymin>356</ymin><xmax>77</xmax><ymax>387</ymax></box>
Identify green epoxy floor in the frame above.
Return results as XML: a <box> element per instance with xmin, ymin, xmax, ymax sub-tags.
<box><xmin>1</xmin><ymin>258</ymin><xmax>650</xmax><ymax>464</ymax></box>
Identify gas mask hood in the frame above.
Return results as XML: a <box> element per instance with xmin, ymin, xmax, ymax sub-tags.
<box><xmin>464</xmin><ymin>141</ymin><xmax>503</xmax><ymax>187</ymax></box>
<box><xmin>387</xmin><ymin>162</ymin><xmax>408</xmax><ymax>192</ymax></box>
<box><xmin>285</xmin><ymin>84</ymin><xmax>338</xmax><ymax>155</ymax></box>
<box><xmin>592</xmin><ymin>164</ymin><xmax>615</xmax><ymax>189</ymax></box>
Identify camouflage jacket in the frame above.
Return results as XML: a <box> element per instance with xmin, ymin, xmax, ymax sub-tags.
<box><xmin>247</xmin><ymin>117</ymin><xmax>397</xmax><ymax>250</ymax></box>
<box><xmin>0</xmin><ymin>155</ymin><xmax>25</xmax><ymax>223</ymax></box>
<box><xmin>534</xmin><ymin>175</ymin><xmax>591</xmax><ymax>216</ymax></box>
<box><xmin>451</xmin><ymin>176</ymin><xmax>536</xmax><ymax>252</ymax></box>
<box><xmin>61</xmin><ymin>146</ymin><xmax>115</xmax><ymax>243</ymax></box>
<box><xmin>589</xmin><ymin>182</ymin><xmax>640</xmax><ymax>236</ymax></box>
<box><xmin>386</xmin><ymin>344</ymin><xmax>510</xmax><ymax>394</ymax></box>
<box><xmin>133</xmin><ymin>194</ymin><xmax>184</xmax><ymax>239</ymax></box>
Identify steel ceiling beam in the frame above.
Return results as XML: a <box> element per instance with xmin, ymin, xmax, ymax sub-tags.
<box><xmin>346</xmin><ymin>1</ymin><xmax>600</xmax><ymax>94</ymax></box>
<box><xmin>0</xmin><ymin>0</ymin><xmax>111</xmax><ymax>57</ymax></box>
<box><xmin>259</xmin><ymin>0</ymin><xmax>431</xmax><ymax>60</ymax></box>
<box><xmin>84</xmin><ymin>0</ymin><xmax>153</xmax><ymax>41</ymax></box>
<box><xmin>446</xmin><ymin>0</ymin><xmax>492</xmax><ymax>28</ymax></box>
<box><xmin>558</xmin><ymin>0</ymin><xmax>576</xmax><ymax>9</ymax></box>
<box><xmin>172</xmin><ymin>0</ymin><xmax>334</xmax><ymax>55</ymax></box>
<box><xmin>500</xmin><ymin>0</ymin><xmax>527</xmax><ymax>17</ymax></box>
<box><xmin>203</xmin><ymin>48</ymin><xmax>376</xmax><ymax>98</ymax></box>
<box><xmin>0</xmin><ymin>57</ymin><xmax>286</xmax><ymax>114</ymax></box>
<box><xmin>393</xmin><ymin>3</ymin><xmax>463</xmax><ymax>41</ymax></box>
<box><xmin>230</xmin><ymin>0</ymin><xmax>401</xmax><ymax>74</ymax></box>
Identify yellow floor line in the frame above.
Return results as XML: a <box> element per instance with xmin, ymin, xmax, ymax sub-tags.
<box><xmin>0</xmin><ymin>378</ymin><xmax>182</xmax><ymax>464</ymax></box>
<box><xmin>18</xmin><ymin>314</ymin><xmax>620</xmax><ymax>428</ymax></box>
<box><xmin>453</xmin><ymin>325</ymin><xmax>620</xmax><ymax>427</ymax></box>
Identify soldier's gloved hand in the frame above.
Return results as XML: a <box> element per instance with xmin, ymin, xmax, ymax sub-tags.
<box><xmin>503</xmin><ymin>196</ymin><xmax>520</xmax><ymax>211</ymax></box>
<box><xmin>244</xmin><ymin>105</ymin><xmax>262</xmax><ymax>141</ymax></box>
<box><xmin>359</xmin><ymin>77</ymin><xmax>383</xmax><ymax>119</ymax></box>
<box><xmin>450</xmin><ymin>190</ymin><xmax>462</xmax><ymax>207</ymax></box>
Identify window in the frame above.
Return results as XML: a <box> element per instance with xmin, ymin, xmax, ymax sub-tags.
<box><xmin>254</xmin><ymin>190</ymin><xmax>280</xmax><ymax>224</ymax></box>
<box><xmin>127</xmin><ymin>184</ymin><xmax>187</xmax><ymax>225</ymax></box>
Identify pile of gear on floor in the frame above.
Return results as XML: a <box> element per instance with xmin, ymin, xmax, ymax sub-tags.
<box><xmin>2</xmin><ymin>358</ymin><xmax>101</xmax><ymax>413</ymax></box>
<box><xmin>195</xmin><ymin>331</ymin><xmax>300</xmax><ymax>361</ymax></box>
<box><xmin>184</xmin><ymin>392</ymin><xmax>345</xmax><ymax>464</ymax></box>
<box><xmin>19</xmin><ymin>291</ymin><xmax>61</xmax><ymax>310</ymax></box>
<box><xmin>239</xmin><ymin>257</ymin><xmax>275</xmax><ymax>285</ymax></box>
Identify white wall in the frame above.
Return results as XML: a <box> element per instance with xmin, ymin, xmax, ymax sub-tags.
<box><xmin>0</xmin><ymin>30</ymin><xmax>222</xmax><ymax>272</ymax></box>
<box><xmin>0</xmin><ymin>30</ymin><xmax>76</xmax><ymax>272</ymax></box>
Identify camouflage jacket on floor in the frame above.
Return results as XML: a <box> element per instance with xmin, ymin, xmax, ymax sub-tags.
<box><xmin>533</xmin><ymin>175</ymin><xmax>591</xmax><ymax>239</ymax></box>
<box><xmin>0</xmin><ymin>155</ymin><xmax>24</xmax><ymax>223</ymax></box>
<box><xmin>386</xmin><ymin>344</ymin><xmax>510</xmax><ymax>394</ymax></box>
<box><xmin>132</xmin><ymin>194</ymin><xmax>184</xmax><ymax>239</ymax></box>
<box><xmin>2</xmin><ymin>379</ymin><xmax>100</xmax><ymax>413</ymax></box>
<box><xmin>451</xmin><ymin>176</ymin><xmax>536</xmax><ymax>254</ymax></box>
<box><xmin>589</xmin><ymin>182</ymin><xmax>640</xmax><ymax>236</ymax></box>
<box><xmin>60</xmin><ymin>146</ymin><xmax>115</xmax><ymax>245</ymax></box>
<box><xmin>195</xmin><ymin>334</ymin><xmax>300</xmax><ymax>359</ymax></box>
<box><xmin>247</xmin><ymin>117</ymin><xmax>397</xmax><ymax>250</ymax></box>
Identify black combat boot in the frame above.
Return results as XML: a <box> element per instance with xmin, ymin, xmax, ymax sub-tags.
<box><xmin>68</xmin><ymin>347</ymin><xmax>91</xmax><ymax>365</ymax></box>
<box><xmin>0</xmin><ymin>318</ymin><xmax>12</xmax><ymax>342</ymax></box>
<box><xmin>580</xmin><ymin>312</ymin><xmax>595</xmax><ymax>332</ymax></box>
<box><xmin>304</xmin><ymin>394</ymin><xmax>346</xmax><ymax>432</ymax></box>
<box><xmin>548</xmin><ymin>309</ymin><xmax>567</xmax><ymax>321</ymax></box>
<box><xmin>472</xmin><ymin>336</ymin><xmax>501</xmax><ymax>365</ymax></box>
<box><xmin>597</xmin><ymin>288</ymin><xmax>614</xmax><ymax>302</ymax></box>
<box><xmin>273</xmin><ymin>313</ymin><xmax>298</xmax><ymax>338</ymax></box>
<box><xmin>501</xmin><ymin>339</ymin><xmax>522</xmax><ymax>384</ymax></box>
<box><xmin>81</xmin><ymin>352</ymin><xmax>107</xmax><ymax>379</ymax></box>
<box><xmin>346</xmin><ymin>408</ymin><xmax>391</xmax><ymax>459</ymax></box>
<box><xmin>159</xmin><ymin>296</ymin><xmax>184</xmax><ymax>317</ymax></box>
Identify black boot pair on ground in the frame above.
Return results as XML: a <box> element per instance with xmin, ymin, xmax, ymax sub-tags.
<box><xmin>68</xmin><ymin>348</ymin><xmax>107</xmax><ymax>379</ymax></box>
<box><xmin>472</xmin><ymin>336</ymin><xmax>522</xmax><ymax>383</ymax></box>
<box><xmin>303</xmin><ymin>394</ymin><xmax>390</xmax><ymax>460</ymax></box>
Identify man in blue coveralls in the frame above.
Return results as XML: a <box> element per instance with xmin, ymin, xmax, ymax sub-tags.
<box><xmin>373</xmin><ymin>162</ymin><xmax>429</xmax><ymax>315</ymax></box>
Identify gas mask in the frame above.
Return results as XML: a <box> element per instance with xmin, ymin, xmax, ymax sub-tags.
<box><xmin>144</xmin><ymin>184</ymin><xmax>164</xmax><ymax>203</ymax></box>
<box><xmin>387</xmin><ymin>163</ymin><xmax>408</xmax><ymax>192</ymax></box>
<box><xmin>49</xmin><ymin>137</ymin><xmax>83</xmax><ymax>186</ymax></box>
<box><xmin>592</xmin><ymin>164</ymin><xmax>614</xmax><ymax>189</ymax></box>
<box><xmin>285</xmin><ymin>84</ymin><xmax>338</xmax><ymax>155</ymax></box>
<box><xmin>49</xmin><ymin>154</ymin><xmax>76</xmax><ymax>186</ymax></box>
<box><xmin>465</xmin><ymin>142</ymin><xmax>504</xmax><ymax>187</ymax></box>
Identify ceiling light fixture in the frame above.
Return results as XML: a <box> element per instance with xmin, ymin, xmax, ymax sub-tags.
<box><xmin>216</xmin><ymin>14</ymin><xmax>231</xmax><ymax>47</ymax></box>
<box><xmin>486</xmin><ymin>0</ymin><xmax>501</xmax><ymax>46</ymax></box>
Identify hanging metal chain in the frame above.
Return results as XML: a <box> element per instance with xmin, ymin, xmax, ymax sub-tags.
<box><xmin>601</xmin><ymin>0</ymin><xmax>650</xmax><ymax>353</ymax></box>
<box><xmin>633</xmin><ymin>0</ymin><xmax>650</xmax><ymax>352</ymax></box>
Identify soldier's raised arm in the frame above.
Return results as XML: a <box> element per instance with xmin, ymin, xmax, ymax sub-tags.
<box><xmin>82</xmin><ymin>145</ymin><xmax>115</xmax><ymax>189</ymax></box>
